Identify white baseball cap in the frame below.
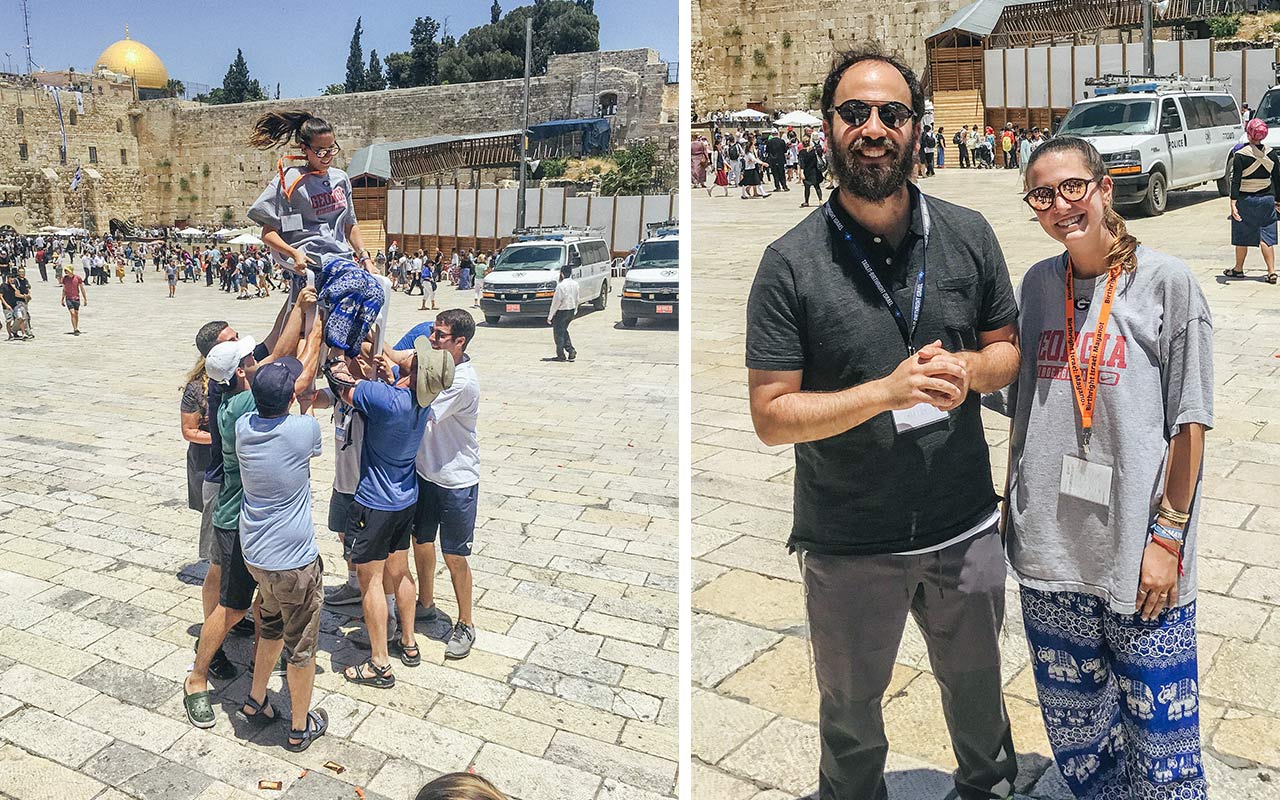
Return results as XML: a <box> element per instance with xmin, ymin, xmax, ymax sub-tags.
<box><xmin>205</xmin><ymin>336</ymin><xmax>257</xmax><ymax>383</ymax></box>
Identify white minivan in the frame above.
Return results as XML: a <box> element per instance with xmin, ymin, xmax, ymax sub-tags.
<box><xmin>621</xmin><ymin>223</ymin><xmax>679</xmax><ymax>327</ymax></box>
<box><xmin>480</xmin><ymin>227</ymin><xmax>612</xmax><ymax>324</ymax></box>
<box><xmin>1055</xmin><ymin>79</ymin><xmax>1242</xmax><ymax>215</ymax></box>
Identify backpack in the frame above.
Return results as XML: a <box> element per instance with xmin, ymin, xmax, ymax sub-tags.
<box><xmin>953</xmin><ymin>131</ymin><xmax>963</xmax><ymax>145</ymax></box>
<box><xmin>727</xmin><ymin>143</ymin><xmax>741</xmax><ymax>160</ymax></box>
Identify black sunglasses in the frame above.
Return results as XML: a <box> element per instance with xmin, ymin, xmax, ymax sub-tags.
<box><xmin>828</xmin><ymin>99</ymin><xmax>916</xmax><ymax>130</ymax></box>
<box><xmin>1023</xmin><ymin>177</ymin><xmax>1095</xmax><ymax>211</ymax></box>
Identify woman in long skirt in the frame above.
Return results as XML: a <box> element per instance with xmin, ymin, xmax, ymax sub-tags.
<box><xmin>1224</xmin><ymin>118</ymin><xmax>1279</xmax><ymax>284</ymax></box>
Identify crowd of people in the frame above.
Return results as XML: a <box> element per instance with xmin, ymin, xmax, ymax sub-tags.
<box><xmin>744</xmin><ymin>45</ymin><xmax>1215</xmax><ymax>800</ymax></box>
<box><xmin>690</xmin><ymin>126</ymin><xmax>831</xmax><ymax>204</ymax></box>
<box><xmin>381</xmin><ymin>241</ymin><xmax>493</xmax><ymax>311</ymax></box>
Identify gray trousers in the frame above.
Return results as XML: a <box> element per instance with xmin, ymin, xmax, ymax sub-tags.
<box><xmin>552</xmin><ymin>309</ymin><xmax>575</xmax><ymax>358</ymax></box>
<box><xmin>800</xmin><ymin>526</ymin><xmax>1016</xmax><ymax>800</ymax></box>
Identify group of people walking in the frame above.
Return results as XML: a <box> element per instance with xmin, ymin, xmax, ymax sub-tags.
<box><xmin>691</xmin><ymin>127</ymin><xmax>830</xmax><ymax>205</ymax></box>
<box><xmin>747</xmin><ymin>45</ymin><xmax>1214</xmax><ymax>800</ymax></box>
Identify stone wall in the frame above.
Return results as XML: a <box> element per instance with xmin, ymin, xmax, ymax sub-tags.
<box><xmin>692</xmin><ymin>0</ymin><xmax>970</xmax><ymax>114</ymax></box>
<box><xmin>0</xmin><ymin>48</ymin><xmax>676</xmax><ymax>231</ymax></box>
<box><xmin>0</xmin><ymin>75</ymin><xmax>145</xmax><ymax>230</ymax></box>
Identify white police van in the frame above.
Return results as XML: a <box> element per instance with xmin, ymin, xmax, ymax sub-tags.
<box><xmin>621</xmin><ymin>221</ymin><xmax>679</xmax><ymax>327</ymax></box>
<box><xmin>1242</xmin><ymin>84</ymin><xmax>1280</xmax><ymax>149</ymax></box>
<box><xmin>480</xmin><ymin>226</ymin><xmax>612</xmax><ymax>324</ymax></box>
<box><xmin>1054</xmin><ymin>75</ymin><xmax>1242</xmax><ymax>215</ymax></box>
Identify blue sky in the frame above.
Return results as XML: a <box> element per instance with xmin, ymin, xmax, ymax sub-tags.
<box><xmin>2</xmin><ymin>0</ymin><xmax>678</xmax><ymax>98</ymax></box>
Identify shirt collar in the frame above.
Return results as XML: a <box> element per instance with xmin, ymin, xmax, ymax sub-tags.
<box><xmin>826</xmin><ymin>182</ymin><xmax>925</xmax><ymax>256</ymax></box>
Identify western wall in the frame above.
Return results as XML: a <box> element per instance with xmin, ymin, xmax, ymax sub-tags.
<box><xmin>691</xmin><ymin>0</ymin><xmax>969</xmax><ymax>114</ymax></box>
<box><xmin>0</xmin><ymin>48</ymin><xmax>677</xmax><ymax>232</ymax></box>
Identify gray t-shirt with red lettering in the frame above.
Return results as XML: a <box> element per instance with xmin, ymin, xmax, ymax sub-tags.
<box><xmin>247</xmin><ymin>166</ymin><xmax>357</xmax><ymax>268</ymax></box>
<box><xmin>1005</xmin><ymin>246</ymin><xmax>1214</xmax><ymax>613</ymax></box>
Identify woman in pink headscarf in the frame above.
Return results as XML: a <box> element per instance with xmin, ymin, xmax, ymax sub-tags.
<box><xmin>1225</xmin><ymin>117</ymin><xmax>1279</xmax><ymax>283</ymax></box>
<box><xmin>690</xmin><ymin>133</ymin><xmax>711</xmax><ymax>195</ymax></box>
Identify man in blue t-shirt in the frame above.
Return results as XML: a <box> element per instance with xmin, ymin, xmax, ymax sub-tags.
<box><xmin>232</xmin><ymin>335</ymin><xmax>329</xmax><ymax>750</ymax></box>
<box><xmin>327</xmin><ymin>335</ymin><xmax>452</xmax><ymax>689</ymax></box>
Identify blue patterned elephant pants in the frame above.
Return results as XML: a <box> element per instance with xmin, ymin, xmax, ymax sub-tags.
<box><xmin>1020</xmin><ymin>587</ymin><xmax>1207</xmax><ymax>800</ymax></box>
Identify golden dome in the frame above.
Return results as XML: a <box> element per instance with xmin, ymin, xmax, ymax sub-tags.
<box><xmin>95</xmin><ymin>27</ymin><xmax>168</xmax><ymax>90</ymax></box>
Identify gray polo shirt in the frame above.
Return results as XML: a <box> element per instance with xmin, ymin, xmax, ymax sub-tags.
<box><xmin>745</xmin><ymin>186</ymin><xmax>1019</xmax><ymax>555</ymax></box>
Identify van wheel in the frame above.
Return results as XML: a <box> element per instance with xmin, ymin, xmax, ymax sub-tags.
<box><xmin>622</xmin><ymin>316</ymin><xmax>638</xmax><ymax>327</ymax></box>
<box><xmin>593</xmin><ymin>280</ymin><xmax>609</xmax><ymax>310</ymax></box>
<box><xmin>484</xmin><ymin>314</ymin><xmax>500</xmax><ymax>325</ymax></box>
<box><xmin>1140</xmin><ymin>171</ymin><xmax>1167</xmax><ymax>216</ymax></box>
<box><xmin>1217</xmin><ymin>170</ymin><xmax>1231</xmax><ymax>197</ymax></box>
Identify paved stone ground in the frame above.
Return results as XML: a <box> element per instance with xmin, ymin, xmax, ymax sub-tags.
<box><xmin>691</xmin><ymin>171</ymin><xmax>1280</xmax><ymax>799</ymax></box>
<box><xmin>0</xmin><ymin>269</ymin><xmax>677</xmax><ymax>800</ymax></box>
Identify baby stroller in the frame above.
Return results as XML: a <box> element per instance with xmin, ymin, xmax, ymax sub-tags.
<box><xmin>974</xmin><ymin>141</ymin><xmax>995</xmax><ymax>169</ymax></box>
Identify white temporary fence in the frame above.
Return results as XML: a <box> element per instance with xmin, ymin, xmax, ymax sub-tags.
<box><xmin>385</xmin><ymin>186</ymin><xmax>678</xmax><ymax>255</ymax></box>
<box><xmin>985</xmin><ymin>39</ymin><xmax>1279</xmax><ymax>115</ymax></box>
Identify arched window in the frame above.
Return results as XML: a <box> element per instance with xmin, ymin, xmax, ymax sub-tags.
<box><xmin>598</xmin><ymin>92</ymin><xmax>618</xmax><ymax>117</ymax></box>
<box><xmin>69</xmin><ymin>109</ymin><xmax>77</xmax><ymax>125</ymax></box>
<box><xmin>116</xmin><ymin>119</ymin><xmax>123</xmax><ymax>133</ymax></box>
<box><xmin>15</xmin><ymin>109</ymin><xmax>23</xmax><ymax>125</ymax></box>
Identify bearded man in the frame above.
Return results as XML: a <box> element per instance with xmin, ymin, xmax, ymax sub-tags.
<box><xmin>744</xmin><ymin>44</ymin><xmax>1023</xmax><ymax>800</ymax></box>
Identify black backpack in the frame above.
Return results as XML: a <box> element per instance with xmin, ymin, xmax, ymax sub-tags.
<box><xmin>953</xmin><ymin>131</ymin><xmax>963</xmax><ymax>145</ymax></box>
<box><xmin>727</xmin><ymin>143</ymin><xmax>741</xmax><ymax>160</ymax></box>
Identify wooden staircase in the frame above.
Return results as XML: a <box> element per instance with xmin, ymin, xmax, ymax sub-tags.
<box><xmin>931</xmin><ymin>90</ymin><xmax>986</xmax><ymax>139</ymax></box>
<box><xmin>357</xmin><ymin>219</ymin><xmax>387</xmax><ymax>256</ymax></box>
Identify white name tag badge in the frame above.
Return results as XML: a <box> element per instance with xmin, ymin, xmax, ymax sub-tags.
<box><xmin>892</xmin><ymin>402</ymin><xmax>949</xmax><ymax>434</ymax></box>
<box><xmin>281</xmin><ymin>214</ymin><xmax>303</xmax><ymax>232</ymax></box>
<box><xmin>1060</xmin><ymin>454</ymin><xmax>1113</xmax><ymax>506</ymax></box>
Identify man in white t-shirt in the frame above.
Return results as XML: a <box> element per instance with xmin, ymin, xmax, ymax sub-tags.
<box><xmin>410</xmin><ymin>309</ymin><xmax>480</xmax><ymax>659</ymax></box>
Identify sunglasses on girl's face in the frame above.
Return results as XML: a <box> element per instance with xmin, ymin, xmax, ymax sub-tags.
<box><xmin>305</xmin><ymin>143</ymin><xmax>341</xmax><ymax>158</ymax></box>
<box><xmin>828</xmin><ymin>99</ymin><xmax>916</xmax><ymax>130</ymax></box>
<box><xmin>1023</xmin><ymin>177</ymin><xmax>1095</xmax><ymax>211</ymax></box>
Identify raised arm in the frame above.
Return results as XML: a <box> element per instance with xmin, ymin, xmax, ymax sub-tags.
<box><xmin>294</xmin><ymin>308</ymin><xmax>325</xmax><ymax>402</ymax></box>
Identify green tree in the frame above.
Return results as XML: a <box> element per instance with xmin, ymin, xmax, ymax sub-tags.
<box><xmin>345</xmin><ymin>17</ymin><xmax>365</xmax><ymax>93</ymax></box>
<box><xmin>384</xmin><ymin>51</ymin><xmax>412</xmax><ymax>88</ymax></box>
<box><xmin>491</xmin><ymin>0</ymin><xmax>502</xmax><ymax>24</ymax></box>
<box><xmin>408</xmin><ymin>16</ymin><xmax>442</xmax><ymax>86</ymax></box>
<box><xmin>600</xmin><ymin>142</ymin><xmax>659</xmax><ymax>195</ymax></box>
<box><xmin>364</xmin><ymin>49</ymin><xmax>386</xmax><ymax>91</ymax></box>
<box><xmin>321</xmin><ymin>83</ymin><xmax>346</xmax><ymax>95</ymax></box>
<box><xmin>210</xmin><ymin>49</ymin><xmax>266</xmax><ymax>104</ymax></box>
<box><xmin>164</xmin><ymin>78</ymin><xmax>185</xmax><ymax>98</ymax></box>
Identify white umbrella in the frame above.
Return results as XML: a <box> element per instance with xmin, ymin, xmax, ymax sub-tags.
<box><xmin>776</xmin><ymin>110</ymin><xmax>822</xmax><ymax>127</ymax></box>
<box><xmin>37</xmin><ymin>225</ymin><xmax>60</xmax><ymax>233</ymax></box>
<box><xmin>227</xmin><ymin>233</ymin><xmax>263</xmax><ymax>246</ymax></box>
<box><xmin>212</xmin><ymin>228</ymin><xmax>238</xmax><ymax>239</ymax></box>
<box><xmin>730</xmin><ymin>108</ymin><xmax>768</xmax><ymax>121</ymax></box>
<box><xmin>176</xmin><ymin>227</ymin><xmax>204</xmax><ymax>237</ymax></box>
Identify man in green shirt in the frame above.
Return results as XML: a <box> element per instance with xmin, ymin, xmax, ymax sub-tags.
<box><xmin>183</xmin><ymin>289</ymin><xmax>314</xmax><ymax>728</ymax></box>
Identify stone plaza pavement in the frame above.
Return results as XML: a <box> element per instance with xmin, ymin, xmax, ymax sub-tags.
<box><xmin>691</xmin><ymin>172</ymin><xmax>1280</xmax><ymax>799</ymax></box>
<box><xmin>0</xmin><ymin>271</ymin><xmax>677</xmax><ymax>799</ymax></box>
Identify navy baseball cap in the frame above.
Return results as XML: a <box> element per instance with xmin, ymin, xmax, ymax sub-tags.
<box><xmin>251</xmin><ymin>357</ymin><xmax>303</xmax><ymax>415</ymax></box>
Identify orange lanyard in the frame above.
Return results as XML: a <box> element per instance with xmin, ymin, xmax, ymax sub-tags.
<box><xmin>276</xmin><ymin>155</ymin><xmax>326</xmax><ymax>202</ymax></box>
<box><xmin>1063</xmin><ymin>258</ymin><xmax>1120</xmax><ymax>453</ymax></box>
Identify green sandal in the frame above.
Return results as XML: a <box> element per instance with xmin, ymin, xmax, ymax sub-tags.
<box><xmin>183</xmin><ymin>689</ymin><xmax>216</xmax><ymax>729</ymax></box>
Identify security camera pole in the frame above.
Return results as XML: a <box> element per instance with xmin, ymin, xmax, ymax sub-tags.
<box><xmin>516</xmin><ymin>17</ymin><xmax>532</xmax><ymax>230</ymax></box>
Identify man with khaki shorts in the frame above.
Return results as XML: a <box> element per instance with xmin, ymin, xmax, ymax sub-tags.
<box><xmin>233</xmin><ymin>343</ymin><xmax>329</xmax><ymax>751</ymax></box>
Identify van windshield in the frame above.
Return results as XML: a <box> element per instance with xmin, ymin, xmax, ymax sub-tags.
<box><xmin>492</xmin><ymin>245</ymin><xmax>564</xmax><ymax>271</ymax></box>
<box><xmin>630</xmin><ymin>240</ymin><xmax>679</xmax><ymax>270</ymax></box>
<box><xmin>1057</xmin><ymin>99</ymin><xmax>1156</xmax><ymax>136</ymax></box>
<box><xmin>1256</xmin><ymin>91</ymin><xmax>1280</xmax><ymax>126</ymax></box>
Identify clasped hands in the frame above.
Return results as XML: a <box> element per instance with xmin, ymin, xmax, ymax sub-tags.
<box><xmin>882</xmin><ymin>339</ymin><xmax>969</xmax><ymax>413</ymax></box>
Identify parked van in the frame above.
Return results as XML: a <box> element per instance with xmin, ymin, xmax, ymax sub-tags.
<box><xmin>621</xmin><ymin>221</ymin><xmax>679</xmax><ymax>327</ymax></box>
<box><xmin>1055</xmin><ymin>77</ymin><xmax>1242</xmax><ymax>215</ymax></box>
<box><xmin>1242</xmin><ymin>85</ymin><xmax>1280</xmax><ymax>150</ymax></box>
<box><xmin>480</xmin><ymin>227</ymin><xmax>612</xmax><ymax>324</ymax></box>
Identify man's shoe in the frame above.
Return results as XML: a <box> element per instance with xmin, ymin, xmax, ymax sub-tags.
<box><xmin>349</xmin><ymin>621</ymin><xmax>398</xmax><ymax>650</ymax></box>
<box><xmin>247</xmin><ymin>653</ymin><xmax>287</xmax><ymax>677</ymax></box>
<box><xmin>415</xmin><ymin>602</ymin><xmax>441</xmax><ymax>622</ymax></box>
<box><xmin>208</xmin><ymin>647</ymin><xmax>238</xmax><ymax>680</ymax></box>
<box><xmin>567</xmin><ymin>351</ymin><xmax>576</xmax><ymax>362</ymax></box>
<box><xmin>324</xmin><ymin>583</ymin><xmax>363</xmax><ymax>607</ymax></box>
<box><xmin>229</xmin><ymin>617</ymin><xmax>255</xmax><ymax>637</ymax></box>
<box><xmin>444</xmin><ymin>622</ymin><xmax>475</xmax><ymax>660</ymax></box>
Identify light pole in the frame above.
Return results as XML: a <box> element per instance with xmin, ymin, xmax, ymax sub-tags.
<box><xmin>1142</xmin><ymin>0</ymin><xmax>1154</xmax><ymax>76</ymax></box>
<box><xmin>516</xmin><ymin>17</ymin><xmax>532</xmax><ymax>231</ymax></box>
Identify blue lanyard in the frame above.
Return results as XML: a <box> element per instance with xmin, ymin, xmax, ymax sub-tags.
<box><xmin>821</xmin><ymin>196</ymin><xmax>931</xmax><ymax>354</ymax></box>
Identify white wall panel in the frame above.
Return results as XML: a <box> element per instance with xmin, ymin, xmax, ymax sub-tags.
<box><xmin>386</xmin><ymin>188</ymin><xmax>403</xmax><ymax>234</ymax></box>
<box><xmin>1050</xmin><ymin>46</ymin><xmax>1073</xmax><ymax>108</ymax></box>
<box><xmin>457</xmin><ymin>189</ymin><xmax>477</xmax><ymax>237</ymax></box>
<box><xmin>1027</xmin><ymin>47</ymin><xmax>1050</xmax><ymax>107</ymax></box>
<box><xmin>438</xmin><ymin>188</ymin><xmax>456</xmax><ymax>236</ymax></box>
<box><xmin>497</xmin><ymin>189</ymin><xmax>518</xmax><ymax>235</ymax></box>
<box><xmin>403</xmin><ymin>188</ymin><xmax>420</xmax><ymax>236</ymax></box>
<box><xmin>985</xmin><ymin>49</ymin><xmax>1005</xmax><ymax>107</ymax></box>
<box><xmin>476</xmin><ymin>189</ymin><xmax>497</xmax><ymax>238</ymax></box>
<box><xmin>565</xmin><ymin>195</ymin><xmax>590</xmax><ymax>228</ymax></box>
<box><xmin>613</xmin><ymin>195</ymin><xmax>644</xmax><ymax>252</ymax></box>
<box><xmin>1006</xmin><ymin>49</ymin><xmax>1027</xmax><ymax>108</ymax></box>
